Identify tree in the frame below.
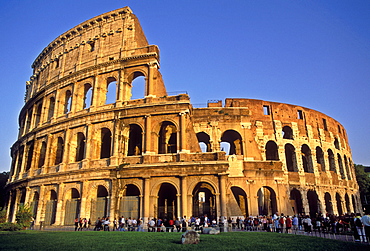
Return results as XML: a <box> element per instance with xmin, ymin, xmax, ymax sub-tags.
<box><xmin>354</xmin><ymin>164</ymin><xmax>370</xmax><ymax>209</ymax></box>
<box><xmin>0</xmin><ymin>172</ymin><xmax>9</xmax><ymax>209</ymax></box>
<box><xmin>15</xmin><ymin>204</ymin><xmax>33</xmax><ymax>228</ymax></box>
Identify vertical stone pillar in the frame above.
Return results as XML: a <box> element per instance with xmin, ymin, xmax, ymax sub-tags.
<box><xmin>36</xmin><ymin>185</ymin><xmax>46</xmax><ymax>225</ymax></box>
<box><xmin>219</xmin><ymin>174</ymin><xmax>228</xmax><ymax>218</ymax></box>
<box><xmin>176</xmin><ymin>194</ymin><xmax>181</xmax><ymax>220</ymax></box>
<box><xmin>146</xmin><ymin>63</ymin><xmax>156</xmax><ymax>97</ymax></box>
<box><xmin>300</xmin><ymin>189</ymin><xmax>309</xmax><ymax>215</ymax></box>
<box><xmin>43</xmin><ymin>134</ymin><xmax>53</xmax><ymax>174</ymax></box>
<box><xmin>5</xmin><ymin>190</ymin><xmax>13</xmax><ymax>222</ymax></box>
<box><xmin>144</xmin><ymin>115</ymin><xmax>152</xmax><ymax>154</ymax></box>
<box><xmin>79</xmin><ymin>180</ymin><xmax>89</xmax><ymax>219</ymax></box>
<box><xmin>143</xmin><ymin>177</ymin><xmax>151</xmax><ymax>224</ymax></box>
<box><xmin>215</xmin><ymin>193</ymin><xmax>221</xmax><ymax>219</ymax></box>
<box><xmin>179</xmin><ymin>112</ymin><xmax>187</xmax><ymax>152</ymax></box>
<box><xmin>54</xmin><ymin>183</ymin><xmax>65</xmax><ymax>225</ymax></box>
<box><xmin>180</xmin><ymin>175</ymin><xmax>188</xmax><ymax>217</ymax></box>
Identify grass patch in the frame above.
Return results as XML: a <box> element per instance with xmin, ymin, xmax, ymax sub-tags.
<box><xmin>0</xmin><ymin>231</ymin><xmax>368</xmax><ymax>251</ymax></box>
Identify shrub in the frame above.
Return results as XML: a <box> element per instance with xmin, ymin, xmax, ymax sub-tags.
<box><xmin>15</xmin><ymin>204</ymin><xmax>33</xmax><ymax>228</ymax></box>
<box><xmin>0</xmin><ymin>222</ymin><xmax>21</xmax><ymax>231</ymax></box>
<box><xmin>0</xmin><ymin>208</ymin><xmax>6</xmax><ymax>223</ymax></box>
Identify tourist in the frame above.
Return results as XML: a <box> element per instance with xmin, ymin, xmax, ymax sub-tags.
<box><xmin>74</xmin><ymin>218</ymin><xmax>79</xmax><ymax>231</ymax></box>
<box><xmin>361</xmin><ymin>210</ymin><xmax>370</xmax><ymax>243</ymax></box>
<box><xmin>292</xmin><ymin>215</ymin><xmax>298</xmax><ymax>233</ymax></box>
<box><xmin>285</xmin><ymin>216</ymin><xmax>292</xmax><ymax>234</ymax></box>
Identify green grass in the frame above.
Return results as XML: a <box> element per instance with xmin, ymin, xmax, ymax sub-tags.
<box><xmin>0</xmin><ymin>231</ymin><xmax>368</xmax><ymax>251</ymax></box>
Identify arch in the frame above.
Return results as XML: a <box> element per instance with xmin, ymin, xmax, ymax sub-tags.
<box><xmin>337</xmin><ymin>154</ymin><xmax>345</xmax><ymax>179</ymax></box>
<box><xmin>352</xmin><ymin>194</ymin><xmax>357</xmax><ymax>213</ymax></box>
<box><xmin>196</xmin><ymin>132</ymin><xmax>211</xmax><ymax>152</ymax></box>
<box><xmin>324</xmin><ymin>192</ymin><xmax>333</xmax><ymax>215</ymax></box>
<box><xmin>282</xmin><ymin>126</ymin><xmax>293</xmax><ymax>139</ymax></box>
<box><xmin>30</xmin><ymin>191</ymin><xmax>39</xmax><ymax>219</ymax></box>
<box><xmin>265</xmin><ymin>141</ymin><xmax>279</xmax><ymax>161</ymax></box>
<box><xmin>64</xmin><ymin>90</ymin><xmax>72</xmax><ymax>114</ymax></box>
<box><xmin>336</xmin><ymin>193</ymin><xmax>343</xmax><ymax>216</ymax></box>
<box><xmin>91</xmin><ymin>185</ymin><xmax>109</xmax><ymax>220</ymax></box>
<box><xmin>334</xmin><ymin>138</ymin><xmax>340</xmax><ymax>150</ymax></box>
<box><xmin>158</xmin><ymin>183</ymin><xmax>178</xmax><ymax>220</ymax></box>
<box><xmin>307</xmin><ymin>190</ymin><xmax>319</xmax><ymax>218</ymax></box>
<box><xmin>328</xmin><ymin>149</ymin><xmax>336</xmax><ymax>172</ymax></box>
<box><xmin>344</xmin><ymin>155</ymin><xmax>351</xmax><ymax>180</ymax></box>
<box><xmin>192</xmin><ymin>182</ymin><xmax>217</xmax><ymax>220</ymax></box>
<box><xmin>75</xmin><ymin>132</ymin><xmax>86</xmax><ymax>162</ymax></box>
<box><xmin>55</xmin><ymin>137</ymin><xmax>64</xmax><ymax>165</ymax></box>
<box><xmin>158</xmin><ymin>121</ymin><xmax>177</xmax><ymax>154</ymax></box>
<box><xmin>64</xmin><ymin>188</ymin><xmax>81</xmax><ymax>225</ymax></box>
<box><xmin>38</xmin><ymin>141</ymin><xmax>47</xmax><ymax>168</ymax></box>
<box><xmin>119</xmin><ymin>184</ymin><xmax>141</xmax><ymax>219</ymax></box>
<box><xmin>25</xmin><ymin>109</ymin><xmax>33</xmax><ymax>132</ymax></box>
<box><xmin>315</xmin><ymin>146</ymin><xmax>325</xmax><ymax>172</ymax></box>
<box><xmin>345</xmin><ymin>193</ymin><xmax>350</xmax><ymax>213</ymax></box>
<box><xmin>16</xmin><ymin>145</ymin><xmax>24</xmax><ymax>176</ymax></box>
<box><xmin>231</xmin><ymin>186</ymin><xmax>248</xmax><ymax>216</ymax></box>
<box><xmin>130</xmin><ymin>73</ymin><xmax>146</xmax><ymax>100</ymax></box>
<box><xmin>34</xmin><ymin>102</ymin><xmax>43</xmax><ymax>126</ymax></box>
<box><xmin>47</xmin><ymin>97</ymin><xmax>55</xmax><ymax>120</ymax></box>
<box><xmin>100</xmin><ymin>128</ymin><xmax>112</xmax><ymax>159</ymax></box>
<box><xmin>285</xmin><ymin>143</ymin><xmax>297</xmax><ymax>172</ymax></box>
<box><xmin>220</xmin><ymin>130</ymin><xmax>243</xmax><ymax>155</ymax></box>
<box><xmin>25</xmin><ymin>141</ymin><xmax>34</xmax><ymax>171</ymax></box>
<box><xmin>83</xmin><ymin>83</ymin><xmax>92</xmax><ymax>109</ymax></box>
<box><xmin>105</xmin><ymin>77</ymin><xmax>117</xmax><ymax>104</ymax></box>
<box><xmin>44</xmin><ymin>190</ymin><xmax>57</xmax><ymax>225</ymax></box>
<box><xmin>127</xmin><ymin>124</ymin><xmax>143</xmax><ymax>156</ymax></box>
<box><xmin>289</xmin><ymin>188</ymin><xmax>303</xmax><ymax>214</ymax></box>
<box><xmin>257</xmin><ymin>186</ymin><xmax>277</xmax><ymax>216</ymax></box>
<box><xmin>301</xmin><ymin>144</ymin><xmax>313</xmax><ymax>173</ymax></box>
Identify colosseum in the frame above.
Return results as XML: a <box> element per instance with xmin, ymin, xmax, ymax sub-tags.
<box><xmin>5</xmin><ymin>7</ymin><xmax>361</xmax><ymax>227</ymax></box>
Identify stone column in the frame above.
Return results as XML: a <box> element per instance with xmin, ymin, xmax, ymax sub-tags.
<box><xmin>176</xmin><ymin>194</ymin><xmax>181</xmax><ymax>219</ymax></box>
<box><xmin>215</xmin><ymin>193</ymin><xmax>221</xmax><ymax>219</ymax></box>
<box><xmin>36</xmin><ymin>185</ymin><xmax>46</xmax><ymax>226</ymax></box>
<box><xmin>180</xmin><ymin>175</ymin><xmax>188</xmax><ymax>217</ymax></box>
<box><xmin>179</xmin><ymin>112</ymin><xmax>187</xmax><ymax>152</ymax></box>
<box><xmin>79</xmin><ymin>180</ymin><xmax>89</xmax><ymax>219</ymax></box>
<box><xmin>219</xmin><ymin>174</ymin><xmax>228</xmax><ymax>218</ymax></box>
<box><xmin>143</xmin><ymin>177</ymin><xmax>151</xmax><ymax>224</ymax></box>
<box><xmin>300</xmin><ymin>189</ymin><xmax>309</xmax><ymax>215</ymax></box>
<box><xmin>43</xmin><ymin>134</ymin><xmax>53</xmax><ymax>174</ymax></box>
<box><xmin>54</xmin><ymin>183</ymin><xmax>65</xmax><ymax>225</ymax></box>
<box><xmin>144</xmin><ymin>115</ymin><xmax>153</xmax><ymax>154</ymax></box>
<box><xmin>146</xmin><ymin>63</ymin><xmax>156</xmax><ymax>97</ymax></box>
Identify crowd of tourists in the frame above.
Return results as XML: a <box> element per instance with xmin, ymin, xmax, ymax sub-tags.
<box><xmin>75</xmin><ymin>211</ymin><xmax>370</xmax><ymax>243</ymax></box>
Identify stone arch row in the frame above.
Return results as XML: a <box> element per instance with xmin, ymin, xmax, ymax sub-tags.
<box><xmin>196</xmin><ymin>130</ymin><xmax>243</xmax><ymax>155</ymax></box>
<box><xmin>20</xmin><ymin>70</ymin><xmax>147</xmax><ymax>136</ymax></box>
<box><xmin>264</xmin><ymin>141</ymin><xmax>353</xmax><ymax>180</ymax></box>
<box><xmin>11</xmin><ymin>120</ymin><xmax>183</xmax><ymax>178</ymax></box>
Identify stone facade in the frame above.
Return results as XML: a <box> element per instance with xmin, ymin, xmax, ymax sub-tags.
<box><xmin>5</xmin><ymin>7</ymin><xmax>361</xmax><ymax>227</ymax></box>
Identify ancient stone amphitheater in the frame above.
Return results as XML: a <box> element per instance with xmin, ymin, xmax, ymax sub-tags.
<box><xmin>5</xmin><ymin>7</ymin><xmax>360</xmax><ymax>226</ymax></box>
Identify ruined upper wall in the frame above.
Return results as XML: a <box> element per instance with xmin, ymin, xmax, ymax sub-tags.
<box><xmin>25</xmin><ymin>6</ymin><xmax>158</xmax><ymax>101</ymax></box>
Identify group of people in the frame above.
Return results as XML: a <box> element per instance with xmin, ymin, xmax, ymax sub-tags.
<box><xmin>79</xmin><ymin>211</ymin><xmax>370</xmax><ymax>243</ymax></box>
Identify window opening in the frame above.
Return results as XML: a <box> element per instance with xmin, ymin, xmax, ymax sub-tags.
<box><xmin>263</xmin><ymin>105</ymin><xmax>270</xmax><ymax>115</ymax></box>
<box><xmin>282</xmin><ymin>126</ymin><xmax>293</xmax><ymax>139</ymax></box>
<box><xmin>323</xmin><ymin>118</ymin><xmax>328</xmax><ymax>131</ymax></box>
<box><xmin>297</xmin><ymin>110</ymin><xmax>303</xmax><ymax>119</ymax></box>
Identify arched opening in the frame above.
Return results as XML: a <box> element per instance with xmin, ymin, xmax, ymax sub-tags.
<box><xmin>345</xmin><ymin>193</ymin><xmax>350</xmax><ymax>213</ymax></box>
<box><xmin>328</xmin><ymin>149</ymin><xmax>336</xmax><ymax>172</ymax></box>
<box><xmin>307</xmin><ymin>190</ymin><xmax>319</xmax><ymax>218</ymax></box>
<box><xmin>352</xmin><ymin>195</ymin><xmax>357</xmax><ymax>213</ymax></box>
<box><xmin>324</xmin><ymin>192</ymin><xmax>333</xmax><ymax>215</ymax></box>
<box><xmin>285</xmin><ymin>144</ymin><xmax>297</xmax><ymax>172</ymax></box>
<box><xmin>35</xmin><ymin>102</ymin><xmax>43</xmax><ymax>126</ymax></box>
<box><xmin>196</xmin><ymin>132</ymin><xmax>211</xmax><ymax>152</ymax></box>
<box><xmin>55</xmin><ymin>137</ymin><xmax>64</xmax><ymax>165</ymax></box>
<box><xmin>25</xmin><ymin>109</ymin><xmax>33</xmax><ymax>132</ymax></box>
<box><xmin>44</xmin><ymin>190</ymin><xmax>57</xmax><ymax>225</ymax></box>
<box><xmin>336</xmin><ymin>193</ymin><xmax>343</xmax><ymax>216</ymax></box>
<box><xmin>301</xmin><ymin>144</ymin><xmax>313</xmax><ymax>173</ymax></box>
<box><xmin>337</xmin><ymin>154</ymin><xmax>345</xmax><ymax>179</ymax></box>
<box><xmin>316</xmin><ymin>146</ymin><xmax>325</xmax><ymax>172</ymax></box>
<box><xmin>100</xmin><ymin>128</ymin><xmax>112</xmax><ymax>159</ymax></box>
<box><xmin>38</xmin><ymin>141</ymin><xmax>47</xmax><ymax>168</ymax></box>
<box><xmin>90</xmin><ymin>185</ymin><xmax>109</xmax><ymax>220</ymax></box>
<box><xmin>290</xmin><ymin>188</ymin><xmax>303</xmax><ymax>215</ymax></box>
<box><xmin>83</xmin><ymin>83</ymin><xmax>92</xmax><ymax>109</ymax></box>
<box><xmin>47</xmin><ymin>97</ymin><xmax>55</xmax><ymax>120</ymax></box>
<box><xmin>64</xmin><ymin>188</ymin><xmax>81</xmax><ymax>225</ymax></box>
<box><xmin>75</xmin><ymin>132</ymin><xmax>85</xmax><ymax>162</ymax></box>
<box><xmin>16</xmin><ymin>146</ymin><xmax>24</xmax><ymax>176</ymax></box>
<box><xmin>282</xmin><ymin>126</ymin><xmax>293</xmax><ymax>139</ymax></box>
<box><xmin>30</xmin><ymin>191</ymin><xmax>39</xmax><ymax>220</ymax></box>
<box><xmin>158</xmin><ymin>183</ymin><xmax>177</xmax><ymax>220</ymax></box>
<box><xmin>334</xmin><ymin>138</ymin><xmax>340</xmax><ymax>150</ymax></box>
<box><xmin>192</xmin><ymin>182</ymin><xmax>216</xmax><ymax>220</ymax></box>
<box><xmin>64</xmin><ymin>90</ymin><xmax>72</xmax><ymax>114</ymax></box>
<box><xmin>119</xmin><ymin>184</ymin><xmax>140</xmax><ymax>219</ymax></box>
<box><xmin>25</xmin><ymin>141</ymin><xmax>34</xmax><ymax>171</ymax></box>
<box><xmin>158</xmin><ymin>122</ymin><xmax>177</xmax><ymax>154</ymax></box>
<box><xmin>8</xmin><ymin>191</ymin><xmax>17</xmax><ymax>222</ymax></box>
<box><xmin>130</xmin><ymin>74</ymin><xmax>145</xmax><ymax>100</ymax></box>
<box><xmin>265</xmin><ymin>141</ymin><xmax>279</xmax><ymax>160</ymax></box>
<box><xmin>231</xmin><ymin>187</ymin><xmax>248</xmax><ymax>216</ymax></box>
<box><xmin>127</xmin><ymin>124</ymin><xmax>143</xmax><ymax>156</ymax></box>
<box><xmin>19</xmin><ymin>188</ymin><xmax>26</xmax><ymax>207</ymax></box>
<box><xmin>105</xmin><ymin>77</ymin><xmax>117</xmax><ymax>104</ymax></box>
<box><xmin>344</xmin><ymin>155</ymin><xmax>351</xmax><ymax>180</ymax></box>
<box><xmin>257</xmin><ymin>186</ymin><xmax>277</xmax><ymax>216</ymax></box>
<box><xmin>220</xmin><ymin>130</ymin><xmax>243</xmax><ymax>155</ymax></box>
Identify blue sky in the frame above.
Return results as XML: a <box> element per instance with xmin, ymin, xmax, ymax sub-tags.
<box><xmin>0</xmin><ymin>0</ymin><xmax>369</xmax><ymax>172</ymax></box>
